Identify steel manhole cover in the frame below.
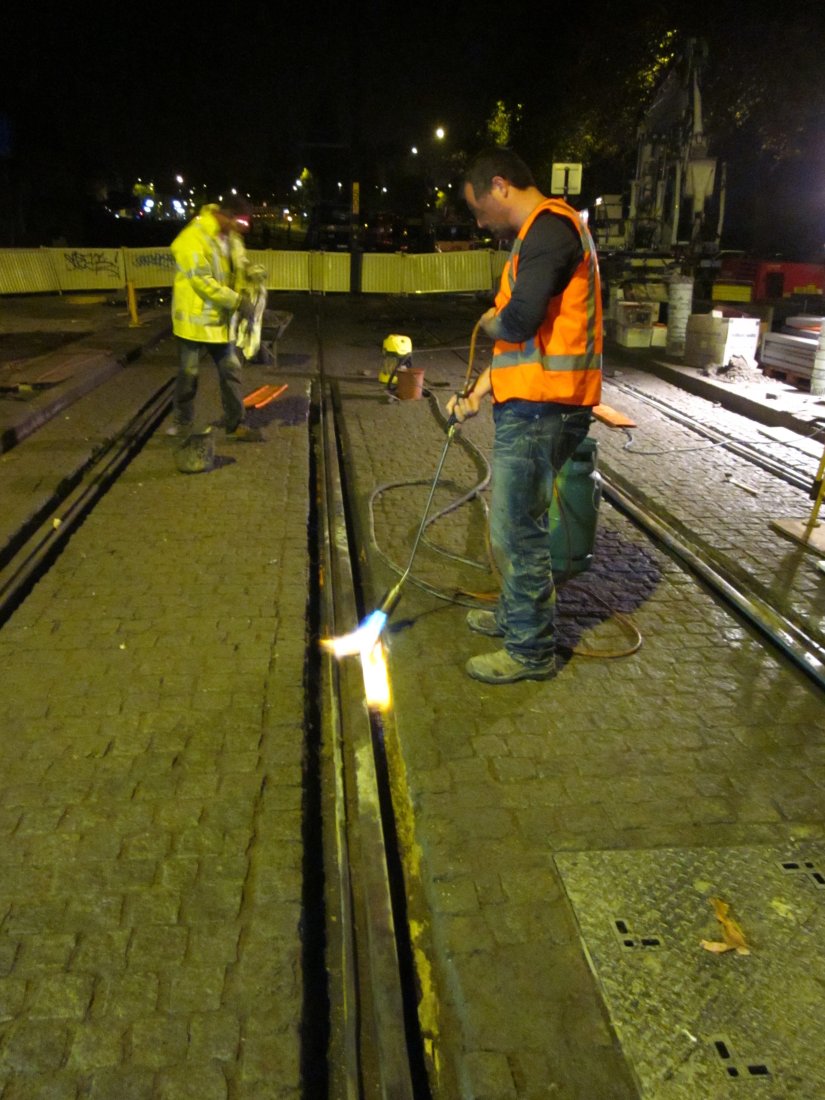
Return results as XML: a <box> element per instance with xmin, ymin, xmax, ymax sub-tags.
<box><xmin>555</xmin><ymin>844</ymin><xmax>825</xmax><ymax>1098</ymax></box>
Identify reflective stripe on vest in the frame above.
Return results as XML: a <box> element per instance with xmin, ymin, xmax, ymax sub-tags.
<box><xmin>491</xmin><ymin>198</ymin><xmax>602</xmax><ymax>406</ymax></box>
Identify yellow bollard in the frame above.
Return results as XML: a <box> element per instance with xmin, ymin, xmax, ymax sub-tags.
<box><xmin>126</xmin><ymin>281</ymin><xmax>141</xmax><ymax>327</ymax></box>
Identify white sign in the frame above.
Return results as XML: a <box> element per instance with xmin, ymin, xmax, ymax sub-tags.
<box><xmin>551</xmin><ymin>162</ymin><xmax>582</xmax><ymax>196</ymax></box>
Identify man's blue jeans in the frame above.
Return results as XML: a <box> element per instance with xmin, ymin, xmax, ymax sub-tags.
<box><xmin>174</xmin><ymin>338</ymin><xmax>244</xmax><ymax>432</ymax></box>
<box><xmin>490</xmin><ymin>401</ymin><xmax>591</xmax><ymax>666</ymax></box>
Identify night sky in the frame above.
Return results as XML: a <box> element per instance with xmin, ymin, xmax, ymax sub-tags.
<box><xmin>2</xmin><ymin>1</ymin><xmax>825</xmax><ymax>255</ymax></box>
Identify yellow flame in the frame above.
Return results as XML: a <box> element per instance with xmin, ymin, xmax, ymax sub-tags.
<box><xmin>321</xmin><ymin>610</ymin><xmax>391</xmax><ymax>710</ymax></box>
<box><xmin>321</xmin><ymin>609</ymin><xmax>386</xmax><ymax>659</ymax></box>
<box><xmin>362</xmin><ymin>639</ymin><xmax>391</xmax><ymax>710</ymax></box>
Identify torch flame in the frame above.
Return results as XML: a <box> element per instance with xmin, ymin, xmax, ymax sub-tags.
<box><xmin>361</xmin><ymin>638</ymin><xmax>391</xmax><ymax>710</ymax></box>
<box><xmin>321</xmin><ymin>609</ymin><xmax>392</xmax><ymax>710</ymax></box>
<box><xmin>321</xmin><ymin>609</ymin><xmax>387</xmax><ymax>658</ymax></box>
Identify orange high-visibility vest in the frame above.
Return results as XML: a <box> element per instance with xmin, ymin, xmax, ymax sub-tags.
<box><xmin>491</xmin><ymin>198</ymin><xmax>602</xmax><ymax>406</ymax></box>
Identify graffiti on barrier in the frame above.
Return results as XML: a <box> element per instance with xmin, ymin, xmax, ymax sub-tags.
<box><xmin>133</xmin><ymin>252</ymin><xmax>176</xmax><ymax>269</ymax></box>
<box><xmin>63</xmin><ymin>251</ymin><xmax>121</xmax><ymax>278</ymax></box>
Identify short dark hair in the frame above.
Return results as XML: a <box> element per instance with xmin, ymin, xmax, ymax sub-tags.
<box><xmin>464</xmin><ymin>147</ymin><xmax>535</xmax><ymax>197</ymax></box>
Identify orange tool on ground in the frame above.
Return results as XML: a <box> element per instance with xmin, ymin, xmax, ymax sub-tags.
<box><xmin>243</xmin><ymin>384</ymin><xmax>288</xmax><ymax>409</ymax></box>
<box><xmin>593</xmin><ymin>404</ymin><xmax>637</xmax><ymax>428</ymax></box>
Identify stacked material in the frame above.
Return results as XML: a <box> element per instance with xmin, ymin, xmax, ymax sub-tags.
<box><xmin>761</xmin><ymin>316</ymin><xmax>823</xmax><ymax>379</ymax></box>
<box><xmin>614</xmin><ymin>301</ymin><xmax>659</xmax><ymax>347</ymax></box>
<box><xmin>684</xmin><ymin>312</ymin><xmax>760</xmax><ymax>369</ymax></box>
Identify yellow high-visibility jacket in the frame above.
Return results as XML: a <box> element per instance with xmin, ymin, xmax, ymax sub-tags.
<box><xmin>491</xmin><ymin>198</ymin><xmax>603</xmax><ymax>407</ymax></box>
<box><xmin>171</xmin><ymin>206</ymin><xmax>243</xmax><ymax>343</ymax></box>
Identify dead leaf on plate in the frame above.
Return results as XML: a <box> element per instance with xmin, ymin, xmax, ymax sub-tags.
<box><xmin>700</xmin><ymin>896</ymin><xmax>751</xmax><ymax>956</ymax></box>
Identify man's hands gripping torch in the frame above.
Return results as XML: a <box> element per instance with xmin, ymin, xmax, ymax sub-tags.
<box><xmin>446</xmin><ymin>364</ymin><xmax>492</xmax><ymax>426</ymax></box>
<box><xmin>446</xmin><ymin>310</ymin><xmax>496</xmax><ymax>424</ymax></box>
<box><xmin>446</xmin><ymin>387</ymin><xmax>483</xmax><ymax>425</ymax></box>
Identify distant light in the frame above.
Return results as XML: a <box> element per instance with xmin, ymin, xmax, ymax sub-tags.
<box><xmin>231</xmin><ymin>188</ymin><xmax>238</xmax><ymax>195</ymax></box>
<box><xmin>435</xmin><ymin>127</ymin><xmax>445</xmax><ymax>140</ymax></box>
<box><xmin>175</xmin><ymin>175</ymin><xmax>184</xmax><ymax>185</ymax></box>
<box><xmin>172</xmin><ymin>199</ymin><xmax>185</xmax><ymax>216</ymax></box>
<box><xmin>381</xmin><ymin>186</ymin><xmax>387</xmax><ymax>194</ymax></box>
<box><xmin>411</xmin><ymin>146</ymin><xmax>418</xmax><ymax>155</ymax></box>
<box><xmin>595</xmin><ymin>196</ymin><xmax>604</xmax><ymax>206</ymax></box>
<box><xmin>143</xmin><ymin>198</ymin><xmax>155</xmax><ymax>212</ymax></box>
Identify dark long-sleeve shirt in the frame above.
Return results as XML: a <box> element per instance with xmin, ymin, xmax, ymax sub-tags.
<box><xmin>486</xmin><ymin>211</ymin><xmax>582</xmax><ymax>344</ymax></box>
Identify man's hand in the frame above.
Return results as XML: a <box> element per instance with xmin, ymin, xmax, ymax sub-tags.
<box><xmin>446</xmin><ymin>390</ymin><xmax>483</xmax><ymax>424</ymax></box>
<box><xmin>479</xmin><ymin>306</ymin><xmax>498</xmax><ymax>337</ymax></box>
<box><xmin>236</xmin><ymin>291</ymin><xmax>256</xmax><ymax>323</ymax></box>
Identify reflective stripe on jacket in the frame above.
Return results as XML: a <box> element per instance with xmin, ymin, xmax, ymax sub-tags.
<box><xmin>171</xmin><ymin>206</ymin><xmax>242</xmax><ymax>343</ymax></box>
<box><xmin>491</xmin><ymin>198</ymin><xmax>602</xmax><ymax>407</ymax></box>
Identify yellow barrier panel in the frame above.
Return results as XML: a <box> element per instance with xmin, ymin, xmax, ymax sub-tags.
<box><xmin>0</xmin><ymin>249</ymin><xmax>60</xmax><ymax>294</ymax></box>
<box><xmin>404</xmin><ymin>250</ymin><xmax>492</xmax><ymax>295</ymax></box>
<box><xmin>47</xmin><ymin>247</ymin><xmax>125</xmax><ymax>292</ymax></box>
<box><xmin>362</xmin><ymin>253</ymin><xmax>404</xmax><ymax>295</ymax></box>
<box><xmin>248</xmin><ymin>250</ymin><xmax>312</xmax><ymax>291</ymax></box>
<box><xmin>310</xmin><ymin>252</ymin><xmax>350</xmax><ymax>293</ymax></box>
<box><xmin>0</xmin><ymin>247</ymin><xmax>500</xmax><ymax>297</ymax></box>
<box><xmin>123</xmin><ymin>247</ymin><xmax>177</xmax><ymax>289</ymax></box>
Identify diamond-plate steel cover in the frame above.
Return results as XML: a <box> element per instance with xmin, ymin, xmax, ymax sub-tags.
<box><xmin>555</xmin><ymin>845</ymin><xmax>825</xmax><ymax>1098</ymax></box>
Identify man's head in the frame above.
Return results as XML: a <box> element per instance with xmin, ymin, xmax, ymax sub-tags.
<box><xmin>463</xmin><ymin>147</ymin><xmax>537</xmax><ymax>235</ymax></box>
<box><xmin>215</xmin><ymin>195</ymin><xmax>253</xmax><ymax>235</ymax></box>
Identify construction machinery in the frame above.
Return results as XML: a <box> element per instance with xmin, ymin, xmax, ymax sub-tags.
<box><xmin>593</xmin><ymin>39</ymin><xmax>725</xmax><ymax>262</ymax></box>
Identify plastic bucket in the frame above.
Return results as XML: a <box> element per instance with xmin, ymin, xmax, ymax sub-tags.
<box><xmin>396</xmin><ymin>367</ymin><xmax>425</xmax><ymax>400</ymax></box>
<box><xmin>548</xmin><ymin>437</ymin><xmax>601</xmax><ymax>581</ymax></box>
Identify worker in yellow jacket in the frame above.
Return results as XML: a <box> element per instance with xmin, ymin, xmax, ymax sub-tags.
<box><xmin>448</xmin><ymin>147</ymin><xmax>602</xmax><ymax>684</ymax></box>
<box><xmin>170</xmin><ymin>196</ymin><xmax>262</xmax><ymax>442</ymax></box>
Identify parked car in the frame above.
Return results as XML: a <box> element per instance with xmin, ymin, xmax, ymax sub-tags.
<box><xmin>433</xmin><ymin>223</ymin><xmax>492</xmax><ymax>252</ymax></box>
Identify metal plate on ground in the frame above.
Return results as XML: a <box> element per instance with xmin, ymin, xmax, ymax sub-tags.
<box><xmin>555</xmin><ymin>845</ymin><xmax>825</xmax><ymax>1098</ymax></box>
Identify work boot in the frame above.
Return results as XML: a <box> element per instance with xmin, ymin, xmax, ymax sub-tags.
<box><xmin>226</xmin><ymin>424</ymin><xmax>264</xmax><ymax>442</ymax></box>
<box><xmin>466</xmin><ymin>648</ymin><xmax>557</xmax><ymax>684</ymax></box>
<box><xmin>466</xmin><ymin>609</ymin><xmax>503</xmax><ymax>637</ymax></box>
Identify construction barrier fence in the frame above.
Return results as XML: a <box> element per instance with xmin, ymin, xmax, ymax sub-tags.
<box><xmin>0</xmin><ymin>247</ymin><xmax>507</xmax><ymax>298</ymax></box>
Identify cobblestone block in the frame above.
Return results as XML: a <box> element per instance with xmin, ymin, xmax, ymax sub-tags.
<box><xmin>167</xmin><ymin>966</ymin><xmax>226</xmax><ymax>1013</ymax></box>
<box><xmin>187</xmin><ymin>925</ymin><xmax>241</xmax><ymax>965</ymax></box>
<box><xmin>128</xmin><ymin>1014</ymin><xmax>189</xmax><ymax>1069</ymax></box>
<box><xmin>0</xmin><ymin>1019</ymin><xmax>70</xmax><ymax>1073</ymax></box>
<box><xmin>188</xmin><ymin>1011</ymin><xmax>241</xmax><ymax>1062</ymax></box>
<box><xmin>0</xmin><ymin>976</ymin><xmax>27</xmax><ymax>1022</ymax></box>
<box><xmin>2</xmin><ymin>1071</ymin><xmax>80</xmax><ymax>1099</ymax></box>
<box><xmin>236</xmin><ymin>1019</ymin><xmax>300</xmax><ymax>1087</ymax></box>
<box><xmin>87</xmin><ymin>1066</ymin><xmax>156</xmax><ymax>1099</ymax></box>
<box><xmin>127</xmin><ymin>926</ymin><xmax>188</xmax><ymax>967</ymax></box>
<box><xmin>91</xmin><ymin>972</ymin><xmax>159</xmax><ymax>1024</ymax></box>
<box><xmin>65</xmin><ymin>1020</ymin><xmax>124</xmax><ymax>1069</ymax></box>
<box><xmin>13</xmin><ymin>935</ymin><xmax>76</xmax><ymax>977</ymax></box>
<box><xmin>28</xmin><ymin>974</ymin><xmax>95</xmax><ymax>1020</ymax></box>
<box><xmin>155</xmin><ymin>1064</ymin><xmax>229</xmax><ymax>1100</ymax></box>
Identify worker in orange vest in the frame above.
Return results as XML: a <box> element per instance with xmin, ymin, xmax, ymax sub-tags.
<box><xmin>447</xmin><ymin>147</ymin><xmax>602</xmax><ymax>684</ymax></box>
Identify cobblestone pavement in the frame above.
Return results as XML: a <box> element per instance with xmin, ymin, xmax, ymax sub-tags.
<box><xmin>1</xmin><ymin>306</ymin><xmax>313</xmax><ymax>1098</ymax></box>
<box><xmin>1</xmin><ymin>291</ymin><xmax>824</xmax><ymax>1098</ymax></box>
